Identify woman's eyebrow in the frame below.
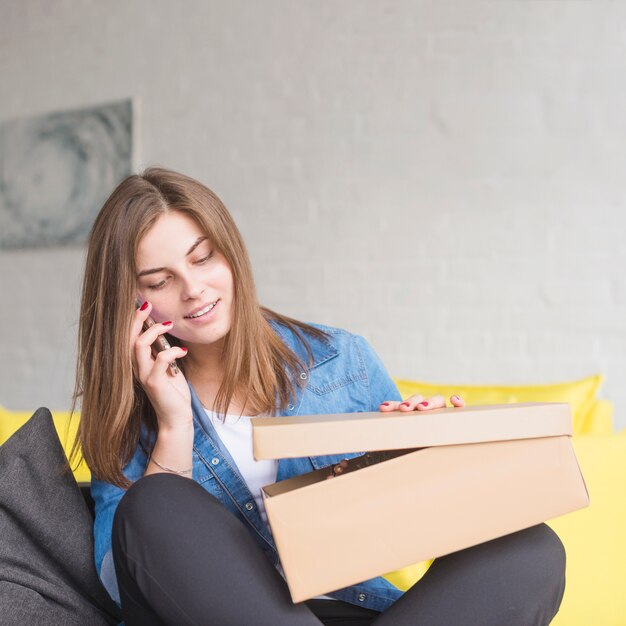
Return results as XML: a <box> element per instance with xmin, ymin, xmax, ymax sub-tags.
<box><xmin>186</xmin><ymin>236</ymin><xmax>209</xmax><ymax>256</ymax></box>
<box><xmin>136</xmin><ymin>236</ymin><xmax>209</xmax><ymax>277</ymax></box>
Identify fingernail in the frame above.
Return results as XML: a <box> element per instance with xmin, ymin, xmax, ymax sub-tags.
<box><xmin>381</xmin><ymin>402</ymin><xmax>390</xmax><ymax>406</ymax></box>
<box><xmin>452</xmin><ymin>395</ymin><xmax>459</xmax><ymax>401</ymax></box>
<box><xmin>181</xmin><ymin>347</ymin><xmax>188</xmax><ymax>352</ymax></box>
<box><xmin>139</xmin><ymin>301</ymin><xmax>149</xmax><ymax>311</ymax></box>
<box><xmin>163</xmin><ymin>321</ymin><xmax>173</xmax><ymax>326</ymax></box>
<box><xmin>401</xmin><ymin>402</ymin><xmax>410</xmax><ymax>407</ymax></box>
<box><xmin>420</xmin><ymin>401</ymin><xmax>429</xmax><ymax>407</ymax></box>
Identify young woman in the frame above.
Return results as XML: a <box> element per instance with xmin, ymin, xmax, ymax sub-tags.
<box><xmin>75</xmin><ymin>167</ymin><xmax>566</xmax><ymax>626</ymax></box>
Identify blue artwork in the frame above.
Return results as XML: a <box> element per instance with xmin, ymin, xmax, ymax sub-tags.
<box><xmin>0</xmin><ymin>99</ymin><xmax>133</xmax><ymax>249</ymax></box>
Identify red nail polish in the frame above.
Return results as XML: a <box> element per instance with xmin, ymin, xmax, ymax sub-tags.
<box><xmin>401</xmin><ymin>402</ymin><xmax>410</xmax><ymax>407</ymax></box>
<box><xmin>163</xmin><ymin>321</ymin><xmax>172</xmax><ymax>326</ymax></box>
<box><xmin>139</xmin><ymin>301</ymin><xmax>149</xmax><ymax>311</ymax></box>
<box><xmin>381</xmin><ymin>402</ymin><xmax>390</xmax><ymax>406</ymax></box>
<box><xmin>181</xmin><ymin>347</ymin><xmax>188</xmax><ymax>352</ymax></box>
<box><xmin>420</xmin><ymin>401</ymin><xmax>429</xmax><ymax>407</ymax></box>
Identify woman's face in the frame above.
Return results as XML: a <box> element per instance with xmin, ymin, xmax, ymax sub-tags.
<box><xmin>135</xmin><ymin>211</ymin><xmax>234</xmax><ymax>348</ymax></box>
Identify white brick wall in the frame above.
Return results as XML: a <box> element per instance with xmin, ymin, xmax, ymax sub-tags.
<box><xmin>1</xmin><ymin>0</ymin><xmax>625</xmax><ymax>428</ymax></box>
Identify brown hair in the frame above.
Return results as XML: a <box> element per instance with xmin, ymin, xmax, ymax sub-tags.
<box><xmin>70</xmin><ymin>167</ymin><xmax>327</xmax><ymax>488</ymax></box>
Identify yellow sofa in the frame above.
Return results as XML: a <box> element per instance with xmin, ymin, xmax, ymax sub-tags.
<box><xmin>1</xmin><ymin>374</ymin><xmax>624</xmax><ymax>625</ymax></box>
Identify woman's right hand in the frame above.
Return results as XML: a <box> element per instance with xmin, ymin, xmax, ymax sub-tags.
<box><xmin>131</xmin><ymin>300</ymin><xmax>192</xmax><ymax>431</ymax></box>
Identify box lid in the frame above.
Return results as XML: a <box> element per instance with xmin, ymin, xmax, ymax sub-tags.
<box><xmin>251</xmin><ymin>402</ymin><xmax>572</xmax><ymax>460</ymax></box>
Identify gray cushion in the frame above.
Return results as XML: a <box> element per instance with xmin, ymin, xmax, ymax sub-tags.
<box><xmin>0</xmin><ymin>407</ymin><xmax>121</xmax><ymax>625</ymax></box>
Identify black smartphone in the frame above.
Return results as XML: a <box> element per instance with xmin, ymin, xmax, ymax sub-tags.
<box><xmin>136</xmin><ymin>299</ymin><xmax>179</xmax><ymax>375</ymax></box>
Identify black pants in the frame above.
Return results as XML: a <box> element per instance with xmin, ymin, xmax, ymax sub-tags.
<box><xmin>112</xmin><ymin>474</ymin><xmax>566</xmax><ymax>626</ymax></box>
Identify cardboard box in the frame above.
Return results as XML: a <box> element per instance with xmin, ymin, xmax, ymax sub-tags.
<box><xmin>251</xmin><ymin>403</ymin><xmax>589</xmax><ymax>603</ymax></box>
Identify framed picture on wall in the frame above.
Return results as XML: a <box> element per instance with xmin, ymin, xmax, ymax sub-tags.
<box><xmin>0</xmin><ymin>99</ymin><xmax>134</xmax><ymax>249</ymax></box>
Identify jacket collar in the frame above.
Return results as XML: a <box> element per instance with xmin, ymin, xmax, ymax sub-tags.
<box><xmin>268</xmin><ymin>318</ymin><xmax>339</xmax><ymax>370</ymax></box>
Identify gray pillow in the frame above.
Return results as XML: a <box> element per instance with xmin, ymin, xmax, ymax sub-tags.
<box><xmin>0</xmin><ymin>407</ymin><xmax>121</xmax><ymax>625</ymax></box>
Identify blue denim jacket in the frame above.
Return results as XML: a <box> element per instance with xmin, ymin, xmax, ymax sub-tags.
<box><xmin>92</xmin><ymin>321</ymin><xmax>405</xmax><ymax>613</ymax></box>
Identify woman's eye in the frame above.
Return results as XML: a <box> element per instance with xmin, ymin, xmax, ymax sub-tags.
<box><xmin>195</xmin><ymin>251</ymin><xmax>214</xmax><ymax>264</ymax></box>
<box><xmin>147</xmin><ymin>279</ymin><xmax>167</xmax><ymax>290</ymax></box>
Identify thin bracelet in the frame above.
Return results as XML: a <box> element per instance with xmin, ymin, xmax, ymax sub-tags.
<box><xmin>148</xmin><ymin>454</ymin><xmax>193</xmax><ymax>476</ymax></box>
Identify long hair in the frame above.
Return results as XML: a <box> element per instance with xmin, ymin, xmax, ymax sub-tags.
<box><xmin>70</xmin><ymin>167</ymin><xmax>327</xmax><ymax>488</ymax></box>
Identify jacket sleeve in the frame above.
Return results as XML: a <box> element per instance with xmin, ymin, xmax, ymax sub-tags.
<box><xmin>352</xmin><ymin>334</ymin><xmax>403</xmax><ymax>409</ymax></box>
<box><xmin>91</xmin><ymin>442</ymin><xmax>149</xmax><ymax>604</ymax></box>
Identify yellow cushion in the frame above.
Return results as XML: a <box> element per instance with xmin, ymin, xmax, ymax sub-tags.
<box><xmin>581</xmin><ymin>398</ymin><xmax>614</xmax><ymax>435</ymax></box>
<box><xmin>392</xmin><ymin>374</ymin><xmax>612</xmax><ymax>435</ymax></box>
<box><xmin>0</xmin><ymin>405</ymin><xmax>91</xmax><ymax>483</ymax></box>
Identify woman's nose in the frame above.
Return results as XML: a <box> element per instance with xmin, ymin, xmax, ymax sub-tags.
<box><xmin>180</xmin><ymin>274</ymin><xmax>205</xmax><ymax>300</ymax></box>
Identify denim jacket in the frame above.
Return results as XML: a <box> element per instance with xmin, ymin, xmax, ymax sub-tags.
<box><xmin>92</xmin><ymin>321</ymin><xmax>405</xmax><ymax>613</ymax></box>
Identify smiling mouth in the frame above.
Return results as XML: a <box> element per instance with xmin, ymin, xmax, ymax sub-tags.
<box><xmin>185</xmin><ymin>300</ymin><xmax>219</xmax><ymax>319</ymax></box>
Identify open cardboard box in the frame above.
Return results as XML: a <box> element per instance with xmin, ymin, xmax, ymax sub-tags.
<box><xmin>251</xmin><ymin>403</ymin><xmax>589</xmax><ymax>602</ymax></box>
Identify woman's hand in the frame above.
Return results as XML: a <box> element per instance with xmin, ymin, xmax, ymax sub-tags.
<box><xmin>378</xmin><ymin>394</ymin><xmax>465</xmax><ymax>412</ymax></box>
<box><xmin>132</xmin><ymin>300</ymin><xmax>192</xmax><ymax>431</ymax></box>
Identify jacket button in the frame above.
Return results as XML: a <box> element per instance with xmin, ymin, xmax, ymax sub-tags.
<box><xmin>211</xmin><ymin>458</ymin><xmax>220</xmax><ymax>465</ymax></box>
<box><xmin>300</xmin><ymin>372</ymin><xmax>308</xmax><ymax>380</ymax></box>
<box><xmin>288</xmin><ymin>404</ymin><xmax>294</xmax><ymax>410</ymax></box>
<box><xmin>358</xmin><ymin>593</ymin><xmax>366</xmax><ymax>602</ymax></box>
<box><xmin>245</xmin><ymin>502</ymin><xmax>254</xmax><ymax>511</ymax></box>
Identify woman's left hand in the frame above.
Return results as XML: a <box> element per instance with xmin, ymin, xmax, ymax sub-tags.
<box><xmin>378</xmin><ymin>394</ymin><xmax>465</xmax><ymax>412</ymax></box>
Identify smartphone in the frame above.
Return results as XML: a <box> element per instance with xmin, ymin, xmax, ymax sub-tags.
<box><xmin>136</xmin><ymin>299</ymin><xmax>180</xmax><ymax>375</ymax></box>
